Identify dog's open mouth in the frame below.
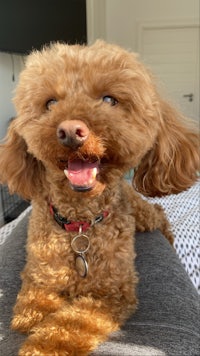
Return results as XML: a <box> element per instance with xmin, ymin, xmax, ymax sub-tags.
<box><xmin>64</xmin><ymin>158</ymin><xmax>100</xmax><ymax>192</ymax></box>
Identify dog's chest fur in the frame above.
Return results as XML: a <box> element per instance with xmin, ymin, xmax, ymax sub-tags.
<box><xmin>24</xmin><ymin>181</ymin><xmax>136</xmax><ymax>298</ymax></box>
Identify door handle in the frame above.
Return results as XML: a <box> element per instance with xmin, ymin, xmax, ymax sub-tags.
<box><xmin>183</xmin><ymin>93</ymin><xmax>194</xmax><ymax>102</ymax></box>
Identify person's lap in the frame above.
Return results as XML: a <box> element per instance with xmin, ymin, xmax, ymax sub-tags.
<box><xmin>0</xmin><ymin>214</ymin><xmax>199</xmax><ymax>355</ymax></box>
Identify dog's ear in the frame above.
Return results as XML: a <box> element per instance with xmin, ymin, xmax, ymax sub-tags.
<box><xmin>0</xmin><ymin>120</ymin><xmax>45</xmax><ymax>200</ymax></box>
<box><xmin>133</xmin><ymin>100</ymin><xmax>200</xmax><ymax>197</ymax></box>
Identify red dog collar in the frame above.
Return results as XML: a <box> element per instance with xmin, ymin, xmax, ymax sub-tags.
<box><xmin>50</xmin><ymin>204</ymin><xmax>109</xmax><ymax>232</ymax></box>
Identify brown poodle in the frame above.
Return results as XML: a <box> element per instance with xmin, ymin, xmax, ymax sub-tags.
<box><xmin>0</xmin><ymin>40</ymin><xmax>199</xmax><ymax>355</ymax></box>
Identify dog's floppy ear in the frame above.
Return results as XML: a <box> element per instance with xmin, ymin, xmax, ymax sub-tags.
<box><xmin>0</xmin><ymin>120</ymin><xmax>45</xmax><ymax>200</ymax></box>
<box><xmin>133</xmin><ymin>100</ymin><xmax>200</xmax><ymax>197</ymax></box>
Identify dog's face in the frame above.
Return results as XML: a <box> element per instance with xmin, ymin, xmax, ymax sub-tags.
<box><xmin>12</xmin><ymin>41</ymin><xmax>160</xmax><ymax>195</ymax></box>
<box><xmin>1</xmin><ymin>40</ymin><xmax>198</xmax><ymax>199</ymax></box>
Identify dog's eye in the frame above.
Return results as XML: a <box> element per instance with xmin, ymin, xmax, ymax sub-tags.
<box><xmin>46</xmin><ymin>98</ymin><xmax>58</xmax><ymax>110</ymax></box>
<box><xmin>102</xmin><ymin>96</ymin><xmax>118</xmax><ymax>106</ymax></box>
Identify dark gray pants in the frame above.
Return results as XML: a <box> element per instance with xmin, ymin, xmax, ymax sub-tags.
<box><xmin>0</xmin><ymin>215</ymin><xmax>199</xmax><ymax>355</ymax></box>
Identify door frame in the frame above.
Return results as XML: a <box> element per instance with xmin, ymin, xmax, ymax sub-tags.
<box><xmin>86</xmin><ymin>0</ymin><xmax>106</xmax><ymax>44</ymax></box>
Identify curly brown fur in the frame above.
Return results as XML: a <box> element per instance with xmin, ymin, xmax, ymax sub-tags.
<box><xmin>0</xmin><ymin>40</ymin><xmax>199</xmax><ymax>355</ymax></box>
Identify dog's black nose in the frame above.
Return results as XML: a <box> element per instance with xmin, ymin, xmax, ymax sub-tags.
<box><xmin>57</xmin><ymin>120</ymin><xmax>89</xmax><ymax>149</ymax></box>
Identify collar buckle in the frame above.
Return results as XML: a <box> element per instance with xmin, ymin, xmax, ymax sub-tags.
<box><xmin>54</xmin><ymin>211</ymin><xmax>70</xmax><ymax>229</ymax></box>
<box><xmin>50</xmin><ymin>204</ymin><xmax>70</xmax><ymax>228</ymax></box>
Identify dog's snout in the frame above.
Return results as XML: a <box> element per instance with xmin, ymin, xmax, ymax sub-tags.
<box><xmin>57</xmin><ymin>120</ymin><xmax>89</xmax><ymax>149</ymax></box>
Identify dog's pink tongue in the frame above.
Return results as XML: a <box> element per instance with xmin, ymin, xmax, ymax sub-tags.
<box><xmin>65</xmin><ymin>159</ymin><xmax>99</xmax><ymax>188</ymax></box>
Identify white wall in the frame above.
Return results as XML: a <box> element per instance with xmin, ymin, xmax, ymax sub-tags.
<box><xmin>87</xmin><ymin>0</ymin><xmax>199</xmax><ymax>50</ymax></box>
<box><xmin>0</xmin><ymin>53</ymin><xmax>25</xmax><ymax>140</ymax></box>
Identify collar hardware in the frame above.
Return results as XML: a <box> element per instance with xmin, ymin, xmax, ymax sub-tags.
<box><xmin>49</xmin><ymin>204</ymin><xmax>109</xmax><ymax>278</ymax></box>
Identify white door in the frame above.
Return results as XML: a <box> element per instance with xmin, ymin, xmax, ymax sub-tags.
<box><xmin>138</xmin><ymin>24</ymin><xmax>199</xmax><ymax>122</ymax></box>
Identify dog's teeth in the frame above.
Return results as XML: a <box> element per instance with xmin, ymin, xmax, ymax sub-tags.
<box><xmin>64</xmin><ymin>169</ymin><xmax>68</xmax><ymax>178</ymax></box>
<box><xmin>92</xmin><ymin>167</ymin><xmax>98</xmax><ymax>178</ymax></box>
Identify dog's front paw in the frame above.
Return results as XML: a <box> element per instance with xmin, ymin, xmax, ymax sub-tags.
<box><xmin>19</xmin><ymin>338</ymin><xmax>84</xmax><ymax>356</ymax></box>
<box><xmin>18</xmin><ymin>343</ymin><xmax>71</xmax><ymax>356</ymax></box>
<box><xmin>11</xmin><ymin>310</ymin><xmax>44</xmax><ymax>333</ymax></box>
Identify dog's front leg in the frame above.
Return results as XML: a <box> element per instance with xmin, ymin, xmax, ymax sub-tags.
<box><xmin>18</xmin><ymin>296</ymin><xmax>120</xmax><ymax>356</ymax></box>
<box><xmin>133</xmin><ymin>195</ymin><xmax>174</xmax><ymax>244</ymax></box>
<box><xmin>11</xmin><ymin>282</ymin><xmax>65</xmax><ymax>333</ymax></box>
